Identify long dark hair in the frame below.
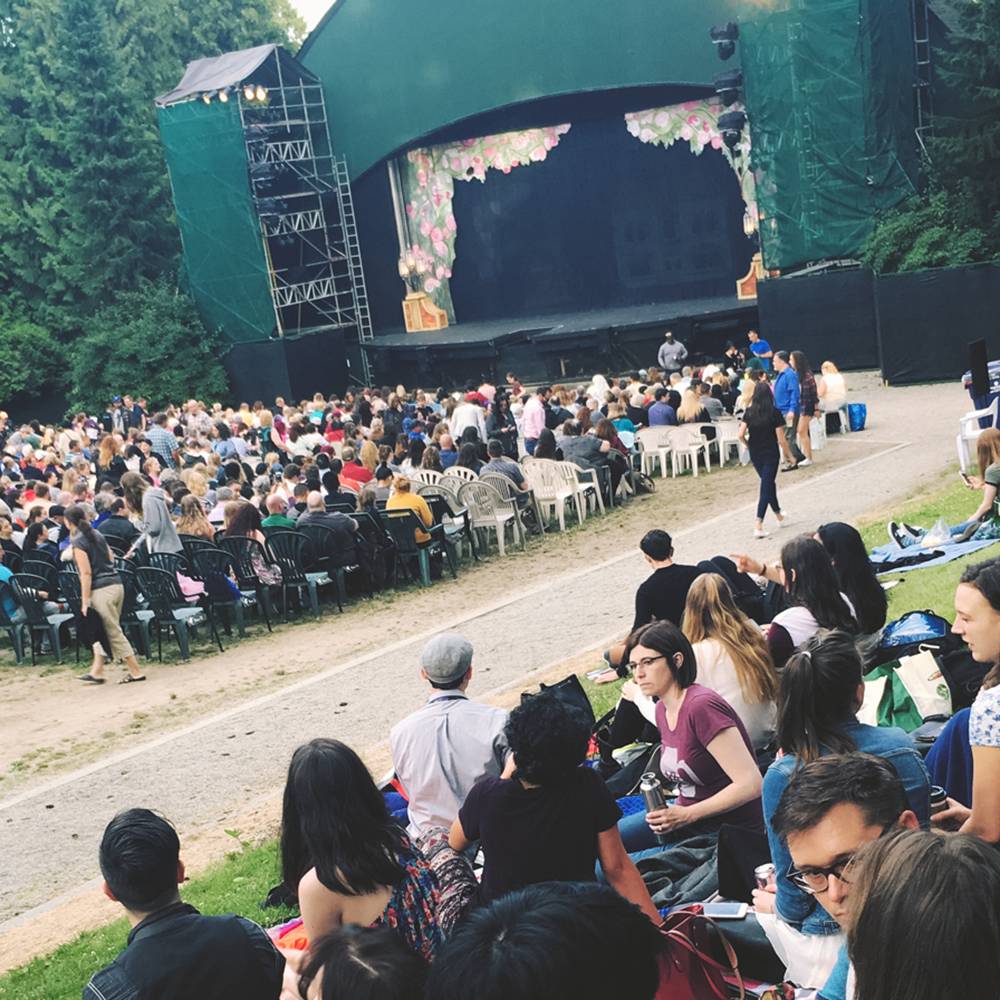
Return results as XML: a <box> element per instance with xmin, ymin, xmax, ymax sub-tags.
<box><xmin>790</xmin><ymin>350</ymin><xmax>813</xmax><ymax>384</ymax></box>
<box><xmin>225</xmin><ymin>501</ymin><xmax>263</xmax><ymax>537</ymax></box>
<box><xmin>817</xmin><ymin>522</ymin><xmax>887</xmax><ymax>634</ymax></box>
<box><xmin>64</xmin><ymin>504</ymin><xmax>111</xmax><ymax>558</ymax></box>
<box><xmin>23</xmin><ymin>522</ymin><xmax>47</xmax><ymax>553</ymax></box>
<box><xmin>120</xmin><ymin>470</ymin><xmax>148</xmax><ymax>515</ymax></box>
<box><xmin>534</xmin><ymin>429</ymin><xmax>558</xmax><ymax>460</ymax></box>
<box><xmin>960</xmin><ymin>558</ymin><xmax>1000</xmax><ymax>688</ymax></box>
<box><xmin>280</xmin><ymin>738</ymin><xmax>407</xmax><ymax>896</ymax></box>
<box><xmin>744</xmin><ymin>380</ymin><xmax>777</xmax><ymax>425</ymax></box>
<box><xmin>457</xmin><ymin>442</ymin><xmax>480</xmax><ymax>469</ymax></box>
<box><xmin>776</xmin><ymin>630</ymin><xmax>862</xmax><ymax>762</ymax></box>
<box><xmin>781</xmin><ymin>535</ymin><xmax>858</xmax><ymax>631</ymax></box>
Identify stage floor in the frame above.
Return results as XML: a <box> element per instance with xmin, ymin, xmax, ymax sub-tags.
<box><xmin>372</xmin><ymin>294</ymin><xmax>756</xmax><ymax>349</ymax></box>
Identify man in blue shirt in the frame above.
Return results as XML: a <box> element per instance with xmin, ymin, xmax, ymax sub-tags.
<box><xmin>772</xmin><ymin>351</ymin><xmax>807</xmax><ymax>469</ymax></box>
<box><xmin>647</xmin><ymin>387</ymin><xmax>678</xmax><ymax>427</ymax></box>
<box><xmin>756</xmin><ymin>754</ymin><xmax>923</xmax><ymax>1000</ymax></box>
<box><xmin>748</xmin><ymin>329</ymin><xmax>773</xmax><ymax>367</ymax></box>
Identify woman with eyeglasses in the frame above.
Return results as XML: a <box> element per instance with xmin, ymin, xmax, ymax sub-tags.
<box><xmin>616</xmin><ymin>621</ymin><xmax>764</xmax><ymax>854</ymax></box>
<box><xmin>757</xmin><ymin>631</ymin><xmax>930</xmax><ymax>939</ymax></box>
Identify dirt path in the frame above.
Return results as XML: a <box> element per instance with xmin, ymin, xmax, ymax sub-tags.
<box><xmin>0</xmin><ymin>376</ymin><xmax>968</xmax><ymax>969</ymax></box>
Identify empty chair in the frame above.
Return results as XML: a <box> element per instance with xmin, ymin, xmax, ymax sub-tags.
<box><xmin>116</xmin><ymin>561</ymin><xmax>154</xmax><ymax>659</ymax></box>
<box><xmin>479</xmin><ymin>472</ymin><xmax>532</xmax><ymax>541</ymax></box>
<box><xmin>555</xmin><ymin>461</ymin><xmax>605</xmax><ymax>519</ymax></box>
<box><xmin>457</xmin><ymin>480</ymin><xmax>523</xmax><ymax>557</ymax></box>
<box><xmin>714</xmin><ymin>419</ymin><xmax>745</xmax><ymax>465</ymax></box>
<box><xmin>417</xmin><ymin>483</ymin><xmax>478</xmax><ymax>558</ymax></box>
<box><xmin>10</xmin><ymin>573</ymin><xmax>74</xmax><ymax>664</ymax></box>
<box><xmin>413</xmin><ymin>469</ymin><xmax>444</xmax><ymax>486</ymax></box>
<box><xmin>636</xmin><ymin>427</ymin><xmax>672</xmax><ymax>479</ymax></box>
<box><xmin>665</xmin><ymin>425</ymin><xmax>711</xmax><ymax>477</ymax></box>
<box><xmin>522</xmin><ymin>458</ymin><xmax>576</xmax><ymax>532</ymax></box>
<box><xmin>264</xmin><ymin>530</ymin><xmax>334</xmax><ymax>619</ymax></box>
<box><xmin>136</xmin><ymin>565</ymin><xmax>221</xmax><ymax>661</ymax></box>
<box><xmin>57</xmin><ymin>570</ymin><xmax>85</xmax><ymax>663</ymax></box>
<box><xmin>0</xmin><ymin>594</ymin><xmax>27</xmax><ymax>664</ymax></box>
<box><xmin>443</xmin><ymin>465</ymin><xmax>479</xmax><ymax>484</ymax></box>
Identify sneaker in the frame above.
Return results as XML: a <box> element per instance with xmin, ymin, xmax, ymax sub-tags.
<box><xmin>777</xmin><ymin>512</ymin><xmax>790</xmax><ymax>528</ymax></box>
<box><xmin>901</xmin><ymin>523</ymin><xmax>922</xmax><ymax>538</ymax></box>
<box><xmin>887</xmin><ymin>521</ymin><xmax>909</xmax><ymax>548</ymax></box>
<box><xmin>780</xmin><ymin>463</ymin><xmax>798</xmax><ymax>472</ymax></box>
<box><xmin>798</xmin><ymin>458</ymin><xmax>812</xmax><ymax>467</ymax></box>
<box><xmin>754</xmin><ymin>528</ymin><xmax>770</xmax><ymax>539</ymax></box>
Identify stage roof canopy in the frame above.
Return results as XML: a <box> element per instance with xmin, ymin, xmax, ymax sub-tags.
<box><xmin>298</xmin><ymin>0</ymin><xmax>750</xmax><ymax>179</ymax></box>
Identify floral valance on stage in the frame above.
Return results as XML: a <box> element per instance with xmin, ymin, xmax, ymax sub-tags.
<box><xmin>397</xmin><ymin>98</ymin><xmax>757</xmax><ymax>317</ymax></box>
<box><xmin>399</xmin><ymin>124</ymin><xmax>572</xmax><ymax>317</ymax></box>
<box><xmin>624</xmin><ymin>98</ymin><xmax>758</xmax><ymax>231</ymax></box>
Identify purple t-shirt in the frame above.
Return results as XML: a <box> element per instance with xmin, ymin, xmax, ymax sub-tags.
<box><xmin>655</xmin><ymin>683</ymin><xmax>763</xmax><ymax>832</ymax></box>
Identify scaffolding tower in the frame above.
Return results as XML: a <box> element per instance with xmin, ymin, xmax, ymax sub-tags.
<box><xmin>238</xmin><ymin>54</ymin><xmax>373</xmax><ymax>383</ymax></box>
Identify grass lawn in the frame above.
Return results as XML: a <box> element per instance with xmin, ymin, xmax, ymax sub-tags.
<box><xmin>2</xmin><ymin>471</ymin><xmax>995</xmax><ymax>998</ymax></box>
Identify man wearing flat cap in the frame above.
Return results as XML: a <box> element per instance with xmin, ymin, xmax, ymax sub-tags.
<box><xmin>390</xmin><ymin>633</ymin><xmax>508</xmax><ymax>842</ymax></box>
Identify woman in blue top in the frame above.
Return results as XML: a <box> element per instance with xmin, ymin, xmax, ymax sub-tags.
<box><xmin>762</xmin><ymin>630</ymin><xmax>929</xmax><ymax>937</ymax></box>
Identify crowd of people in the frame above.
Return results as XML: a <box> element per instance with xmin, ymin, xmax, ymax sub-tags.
<box><xmin>78</xmin><ymin>514</ymin><xmax>1000</xmax><ymax>999</ymax></box>
<box><xmin>9</xmin><ymin>328</ymin><xmax>1000</xmax><ymax>1000</ymax></box>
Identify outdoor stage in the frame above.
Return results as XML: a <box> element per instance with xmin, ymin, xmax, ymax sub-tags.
<box><xmin>363</xmin><ymin>293</ymin><xmax>757</xmax><ymax>387</ymax></box>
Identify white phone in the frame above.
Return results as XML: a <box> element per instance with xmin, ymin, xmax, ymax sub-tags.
<box><xmin>702</xmin><ymin>902</ymin><xmax>748</xmax><ymax>920</ymax></box>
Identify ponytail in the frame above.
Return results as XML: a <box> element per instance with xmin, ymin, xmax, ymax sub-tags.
<box><xmin>776</xmin><ymin>630</ymin><xmax>861</xmax><ymax>762</ymax></box>
<box><xmin>64</xmin><ymin>504</ymin><xmax>111</xmax><ymax>559</ymax></box>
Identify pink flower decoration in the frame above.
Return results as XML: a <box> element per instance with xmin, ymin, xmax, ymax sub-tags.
<box><xmin>510</xmin><ymin>159</ymin><xmax>520</xmax><ymax>167</ymax></box>
<box><xmin>445</xmin><ymin>214</ymin><xmax>457</xmax><ymax>232</ymax></box>
<box><xmin>682</xmin><ymin>101</ymin><xmax>699</xmax><ymax>111</ymax></box>
<box><xmin>433</xmin><ymin>193</ymin><xmax>442</xmax><ymax>206</ymax></box>
<box><xmin>450</xmin><ymin>157</ymin><xmax>462</xmax><ymax>172</ymax></box>
<box><xmin>419</xmin><ymin>220</ymin><xmax>432</xmax><ymax>237</ymax></box>
<box><xmin>710</xmin><ymin>135</ymin><xmax>723</xmax><ymax>149</ymax></box>
<box><xmin>424</xmin><ymin>277</ymin><xmax>440</xmax><ymax>293</ymax></box>
<box><xmin>430</xmin><ymin>226</ymin><xmax>443</xmax><ymax>242</ymax></box>
<box><xmin>502</xmin><ymin>166</ymin><xmax>511</xmax><ymax>173</ymax></box>
<box><xmin>688</xmin><ymin>114</ymin><xmax>700</xmax><ymax>125</ymax></box>
<box><xmin>433</xmin><ymin>241</ymin><xmax>448</xmax><ymax>256</ymax></box>
<box><xmin>405</xmin><ymin>203</ymin><xmax>415</xmax><ymax>217</ymax></box>
<box><xmin>680</xmin><ymin>124</ymin><xmax>693</xmax><ymax>141</ymax></box>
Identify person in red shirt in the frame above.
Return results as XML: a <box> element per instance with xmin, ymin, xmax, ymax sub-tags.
<box><xmin>339</xmin><ymin>446</ymin><xmax>372</xmax><ymax>485</ymax></box>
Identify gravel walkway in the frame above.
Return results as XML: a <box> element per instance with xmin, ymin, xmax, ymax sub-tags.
<box><xmin>0</xmin><ymin>378</ymin><xmax>968</xmax><ymax>930</ymax></box>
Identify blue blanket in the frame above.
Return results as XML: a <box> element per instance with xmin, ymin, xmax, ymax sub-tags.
<box><xmin>870</xmin><ymin>538</ymin><xmax>1000</xmax><ymax>575</ymax></box>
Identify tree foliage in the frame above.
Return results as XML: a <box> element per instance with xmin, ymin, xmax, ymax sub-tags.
<box><xmin>0</xmin><ymin>0</ymin><xmax>304</xmax><ymax>397</ymax></box>
<box><xmin>0</xmin><ymin>315</ymin><xmax>64</xmax><ymax>400</ymax></box>
<box><xmin>68</xmin><ymin>280</ymin><xmax>229</xmax><ymax>412</ymax></box>
<box><xmin>864</xmin><ymin>0</ymin><xmax>1000</xmax><ymax>272</ymax></box>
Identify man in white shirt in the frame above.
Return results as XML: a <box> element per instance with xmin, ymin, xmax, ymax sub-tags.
<box><xmin>390</xmin><ymin>634</ymin><xmax>508</xmax><ymax>843</ymax></box>
<box><xmin>450</xmin><ymin>397</ymin><xmax>487</xmax><ymax>442</ymax></box>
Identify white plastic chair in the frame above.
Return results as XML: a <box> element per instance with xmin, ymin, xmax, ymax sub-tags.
<box><xmin>443</xmin><ymin>466</ymin><xmax>479</xmax><ymax>484</ymax></box>
<box><xmin>714</xmin><ymin>419</ymin><xmax>742</xmax><ymax>465</ymax></box>
<box><xmin>636</xmin><ymin>426</ymin><xmax>672</xmax><ymax>478</ymax></box>
<box><xmin>480</xmin><ymin>472</ymin><xmax>533</xmax><ymax>539</ymax></box>
<box><xmin>957</xmin><ymin>397</ymin><xmax>999</xmax><ymax>472</ymax></box>
<box><xmin>556</xmin><ymin>461</ymin><xmax>605</xmax><ymax>517</ymax></box>
<box><xmin>522</xmin><ymin>459</ymin><xmax>575</xmax><ymax>531</ymax></box>
<box><xmin>414</xmin><ymin>469</ymin><xmax>443</xmax><ymax>485</ymax></box>
<box><xmin>457</xmin><ymin>480</ymin><xmax>522</xmax><ymax>556</ymax></box>
<box><xmin>665</xmin><ymin>425</ymin><xmax>710</xmax><ymax>477</ymax></box>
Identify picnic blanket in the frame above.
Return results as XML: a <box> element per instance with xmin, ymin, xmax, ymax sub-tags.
<box><xmin>869</xmin><ymin>538</ymin><xmax>1000</xmax><ymax>576</ymax></box>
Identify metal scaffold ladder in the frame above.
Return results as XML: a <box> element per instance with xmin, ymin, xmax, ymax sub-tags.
<box><xmin>335</xmin><ymin>156</ymin><xmax>373</xmax><ymax>347</ymax></box>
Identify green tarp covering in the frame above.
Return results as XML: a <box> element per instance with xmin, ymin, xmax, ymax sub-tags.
<box><xmin>158</xmin><ymin>99</ymin><xmax>276</xmax><ymax>344</ymax></box>
<box><xmin>741</xmin><ymin>0</ymin><xmax>918</xmax><ymax>271</ymax></box>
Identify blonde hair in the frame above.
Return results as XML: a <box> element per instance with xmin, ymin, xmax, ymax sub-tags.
<box><xmin>821</xmin><ymin>361</ymin><xmax>840</xmax><ymax>375</ymax></box>
<box><xmin>676</xmin><ymin>389</ymin><xmax>703</xmax><ymax>423</ymax></box>
<box><xmin>682</xmin><ymin>574</ymin><xmax>777</xmax><ymax>705</ymax></box>
<box><xmin>97</xmin><ymin>434</ymin><xmax>122</xmax><ymax>468</ymax></box>
<box><xmin>359</xmin><ymin>440</ymin><xmax>379</xmax><ymax>471</ymax></box>
<box><xmin>186</xmin><ymin>471</ymin><xmax>208</xmax><ymax>498</ymax></box>
<box><xmin>176</xmin><ymin>495</ymin><xmax>212</xmax><ymax>537</ymax></box>
<box><xmin>392</xmin><ymin>475</ymin><xmax>412</xmax><ymax>493</ymax></box>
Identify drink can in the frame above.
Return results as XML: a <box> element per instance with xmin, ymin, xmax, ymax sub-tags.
<box><xmin>754</xmin><ymin>863</ymin><xmax>776</xmax><ymax>890</ymax></box>
<box><xmin>930</xmin><ymin>785</ymin><xmax>948</xmax><ymax>814</ymax></box>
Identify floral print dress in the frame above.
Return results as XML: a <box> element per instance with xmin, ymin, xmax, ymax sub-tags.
<box><xmin>373</xmin><ymin>846</ymin><xmax>443</xmax><ymax>961</ymax></box>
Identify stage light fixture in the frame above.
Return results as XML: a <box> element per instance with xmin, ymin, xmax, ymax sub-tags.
<box><xmin>718</xmin><ymin>110</ymin><xmax>747</xmax><ymax>151</ymax></box>
<box><xmin>218</xmin><ymin>89</ymin><xmax>229</xmax><ymax>103</ymax></box>
<box><xmin>714</xmin><ymin>70</ymin><xmax>743</xmax><ymax>107</ymax></box>
<box><xmin>710</xmin><ymin>22</ymin><xmax>739</xmax><ymax>61</ymax></box>
<box><xmin>243</xmin><ymin>84</ymin><xmax>255</xmax><ymax>101</ymax></box>
<box><xmin>255</xmin><ymin>85</ymin><xmax>267</xmax><ymax>102</ymax></box>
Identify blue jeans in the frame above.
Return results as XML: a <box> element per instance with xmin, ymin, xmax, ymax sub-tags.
<box><xmin>524</xmin><ymin>438</ymin><xmax>538</xmax><ymax>455</ymax></box>
<box><xmin>618</xmin><ymin>807</ymin><xmax>660</xmax><ymax>852</ymax></box>
<box><xmin>750</xmin><ymin>451</ymin><xmax>780</xmax><ymax>520</ymax></box>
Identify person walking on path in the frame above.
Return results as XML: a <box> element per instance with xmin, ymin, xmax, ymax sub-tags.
<box><xmin>657</xmin><ymin>330</ymin><xmax>688</xmax><ymax>374</ymax></box>
<box><xmin>67</xmin><ymin>505</ymin><xmax>146</xmax><ymax>685</ymax></box>
<box><xmin>739</xmin><ymin>381</ymin><xmax>787</xmax><ymax>538</ymax></box>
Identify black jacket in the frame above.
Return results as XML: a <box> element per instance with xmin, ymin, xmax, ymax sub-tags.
<box><xmin>83</xmin><ymin>902</ymin><xmax>283</xmax><ymax>1000</ymax></box>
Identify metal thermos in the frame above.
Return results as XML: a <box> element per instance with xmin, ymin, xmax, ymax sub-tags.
<box><xmin>640</xmin><ymin>771</ymin><xmax>670</xmax><ymax>845</ymax></box>
<box><xmin>930</xmin><ymin>785</ymin><xmax>949</xmax><ymax>815</ymax></box>
<box><xmin>754</xmin><ymin>863</ymin><xmax>777</xmax><ymax>890</ymax></box>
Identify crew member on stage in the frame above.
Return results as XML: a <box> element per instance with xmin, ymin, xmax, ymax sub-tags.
<box><xmin>656</xmin><ymin>330</ymin><xmax>688</xmax><ymax>374</ymax></box>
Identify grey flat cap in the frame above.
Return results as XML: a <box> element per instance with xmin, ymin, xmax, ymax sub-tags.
<box><xmin>420</xmin><ymin>633</ymin><xmax>474</xmax><ymax>685</ymax></box>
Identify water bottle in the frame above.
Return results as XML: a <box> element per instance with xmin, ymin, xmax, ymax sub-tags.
<box><xmin>640</xmin><ymin>771</ymin><xmax>669</xmax><ymax>846</ymax></box>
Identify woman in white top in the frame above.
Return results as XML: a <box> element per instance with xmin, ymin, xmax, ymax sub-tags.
<box><xmin>818</xmin><ymin>360</ymin><xmax>847</xmax><ymax>411</ymax></box>
<box><xmin>681</xmin><ymin>573</ymin><xmax>777</xmax><ymax>750</ymax></box>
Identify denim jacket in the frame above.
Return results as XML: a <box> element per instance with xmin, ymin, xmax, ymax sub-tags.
<box><xmin>762</xmin><ymin>720</ymin><xmax>931</xmax><ymax>936</ymax></box>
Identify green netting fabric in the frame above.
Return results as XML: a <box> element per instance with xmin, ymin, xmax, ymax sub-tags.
<box><xmin>158</xmin><ymin>100</ymin><xmax>276</xmax><ymax>344</ymax></box>
<box><xmin>741</xmin><ymin>0</ymin><xmax>916</xmax><ymax>271</ymax></box>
